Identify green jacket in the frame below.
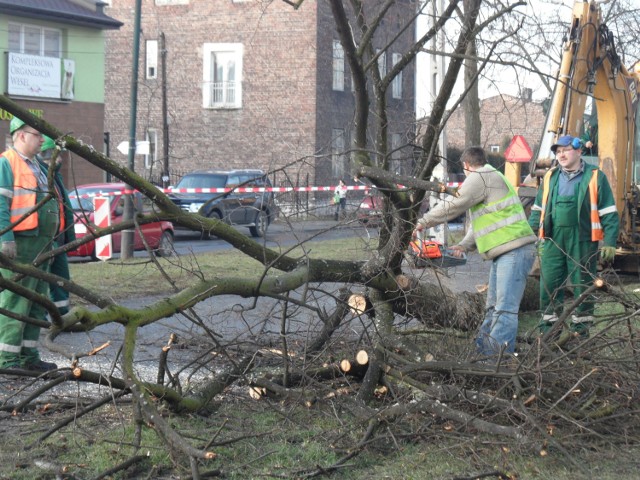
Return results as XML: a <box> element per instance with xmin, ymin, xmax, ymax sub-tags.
<box><xmin>37</xmin><ymin>156</ymin><xmax>76</xmax><ymax>245</ymax></box>
<box><xmin>528</xmin><ymin>162</ymin><xmax>619</xmax><ymax>247</ymax></box>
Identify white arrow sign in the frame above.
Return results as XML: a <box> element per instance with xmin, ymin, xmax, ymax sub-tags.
<box><xmin>116</xmin><ymin>140</ymin><xmax>150</xmax><ymax>155</ymax></box>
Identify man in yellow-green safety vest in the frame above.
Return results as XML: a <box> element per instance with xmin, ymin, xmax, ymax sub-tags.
<box><xmin>415</xmin><ymin>146</ymin><xmax>537</xmax><ymax>358</ymax></box>
<box><xmin>529</xmin><ymin>135</ymin><xmax>619</xmax><ymax>337</ymax></box>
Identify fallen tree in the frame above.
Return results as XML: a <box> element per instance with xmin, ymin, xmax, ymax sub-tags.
<box><xmin>2</xmin><ymin>1</ymin><xmax>640</xmax><ymax>478</ymax></box>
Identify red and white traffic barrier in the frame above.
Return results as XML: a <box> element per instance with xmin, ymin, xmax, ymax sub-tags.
<box><xmin>68</xmin><ymin>183</ymin><xmax>462</xmax><ymax>199</ymax></box>
<box><xmin>93</xmin><ymin>196</ymin><xmax>112</xmax><ymax>261</ymax></box>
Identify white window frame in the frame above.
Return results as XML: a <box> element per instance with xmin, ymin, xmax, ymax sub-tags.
<box><xmin>9</xmin><ymin>22</ymin><xmax>61</xmax><ymax>58</ymax></box>
<box><xmin>331</xmin><ymin>128</ymin><xmax>346</xmax><ymax>179</ymax></box>
<box><xmin>155</xmin><ymin>0</ymin><xmax>189</xmax><ymax>5</ymax></box>
<box><xmin>392</xmin><ymin>53</ymin><xmax>402</xmax><ymax>99</ymax></box>
<box><xmin>377</xmin><ymin>49</ymin><xmax>386</xmax><ymax>78</ymax></box>
<box><xmin>490</xmin><ymin>145</ymin><xmax>500</xmax><ymax>153</ymax></box>
<box><xmin>145</xmin><ymin>129</ymin><xmax>158</xmax><ymax>169</ymax></box>
<box><xmin>146</xmin><ymin>40</ymin><xmax>158</xmax><ymax>79</ymax></box>
<box><xmin>202</xmin><ymin>43</ymin><xmax>243</xmax><ymax>109</ymax></box>
<box><xmin>332</xmin><ymin>40</ymin><xmax>345</xmax><ymax>91</ymax></box>
<box><xmin>391</xmin><ymin>133</ymin><xmax>403</xmax><ymax>174</ymax></box>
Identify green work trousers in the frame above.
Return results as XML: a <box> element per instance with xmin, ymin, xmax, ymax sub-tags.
<box><xmin>539</xmin><ymin>196</ymin><xmax>598</xmax><ymax>320</ymax></box>
<box><xmin>0</xmin><ymin>196</ymin><xmax>59</xmax><ymax>368</ymax></box>
<box><xmin>49</xmin><ymin>241</ymin><xmax>70</xmax><ymax>316</ymax></box>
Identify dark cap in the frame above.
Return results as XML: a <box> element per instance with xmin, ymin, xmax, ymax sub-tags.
<box><xmin>551</xmin><ymin>135</ymin><xmax>581</xmax><ymax>153</ymax></box>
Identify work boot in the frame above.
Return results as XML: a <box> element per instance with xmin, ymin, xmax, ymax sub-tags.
<box><xmin>570</xmin><ymin>315</ymin><xmax>593</xmax><ymax>339</ymax></box>
<box><xmin>538</xmin><ymin>314</ymin><xmax>558</xmax><ymax>334</ymax></box>
<box><xmin>23</xmin><ymin>360</ymin><xmax>58</xmax><ymax>372</ymax></box>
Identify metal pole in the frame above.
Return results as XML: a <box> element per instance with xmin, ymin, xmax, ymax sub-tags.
<box><xmin>161</xmin><ymin>32</ymin><xmax>170</xmax><ymax>189</ymax></box>
<box><xmin>121</xmin><ymin>0</ymin><xmax>142</xmax><ymax>259</ymax></box>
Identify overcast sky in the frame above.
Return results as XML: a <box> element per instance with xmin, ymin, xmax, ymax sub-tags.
<box><xmin>415</xmin><ymin>0</ymin><xmax>576</xmax><ymax>118</ymax></box>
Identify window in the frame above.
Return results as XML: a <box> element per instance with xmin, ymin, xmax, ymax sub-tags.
<box><xmin>9</xmin><ymin>23</ymin><xmax>61</xmax><ymax>57</ymax></box>
<box><xmin>203</xmin><ymin>43</ymin><xmax>243</xmax><ymax>109</ymax></box>
<box><xmin>145</xmin><ymin>129</ymin><xmax>158</xmax><ymax>170</ymax></box>
<box><xmin>490</xmin><ymin>145</ymin><xmax>500</xmax><ymax>153</ymax></box>
<box><xmin>377</xmin><ymin>49</ymin><xmax>386</xmax><ymax>78</ymax></box>
<box><xmin>332</xmin><ymin>40</ymin><xmax>344</xmax><ymax>91</ymax></box>
<box><xmin>146</xmin><ymin>40</ymin><xmax>158</xmax><ymax>79</ymax></box>
<box><xmin>391</xmin><ymin>133</ymin><xmax>403</xmax><ymax>174</ymax></box>
<box><xmin>331</xmin><ymin>129</ymin><xmax>346</xmax><ymax>179</ymax></box>
<box><xmin>392</xmin><ymin>53</ymin><xmax>402</xmax><ymax>99</ymax></box>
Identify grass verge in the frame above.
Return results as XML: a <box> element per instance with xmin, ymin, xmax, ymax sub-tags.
<box><xmin>69</xmin><ymin>236</ymin><xmax>378</xmax><ymax>300</ymax></box>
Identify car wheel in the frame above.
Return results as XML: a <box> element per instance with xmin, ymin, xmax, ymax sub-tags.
<box><xmin>202</xmin><ymin>211</ymin><xmax>221</xmax><ymax>240</ymax></box>
<box><xmin>250</xmin><ymin>210</ymin><xmax>269</xmax><ymax>238</ymax></box>
<box><xmin>156</xmin><ymin>231</ymin><xmax>175</xmax><ymax>257</ymax></box>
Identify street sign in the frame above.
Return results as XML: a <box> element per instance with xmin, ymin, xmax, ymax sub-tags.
<box><xmin>93</xmin><ymin>196</ymin><xmax>112</xmax><ymax>261</ymax></box>
<box><xmin>504</xmin><ymin>135</ymin><xmax>533</xmax><ymax>163</ymax></box>
<box><xmin>116</xmin><ymin>140</ymin><xmax>150</xmax><ymax>155</ymax></box>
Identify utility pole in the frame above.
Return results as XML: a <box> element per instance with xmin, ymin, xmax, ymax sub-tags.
<box><xmin>121</xmin><ymin>0</ymin><xmax>142</xmax><ymax>259</ymax></box>
<box><xmin>161</xmin><ymin>32</ymin><xmax>170</xmax><ymax>189</ymax></box>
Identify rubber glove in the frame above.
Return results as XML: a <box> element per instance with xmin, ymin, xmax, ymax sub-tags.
<box><xmin>600</xmin><ymin>246</ymin><xmax>616</xmax><ymax>264</ymax></box>
<box><xmin>1</xmin><ymin>241</ymin><xmax>16</xmax><ymax>259</ymax></box>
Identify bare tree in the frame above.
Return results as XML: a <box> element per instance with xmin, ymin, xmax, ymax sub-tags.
<box><xmin>0</xmin><ymin>1</ymin><xmax>639</xmax><ymax>478</ymax></box>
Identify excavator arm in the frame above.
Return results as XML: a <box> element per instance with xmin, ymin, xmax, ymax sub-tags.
<box><xmin>528</xmin><ymin>0</ymin><xmax>640</xmax><ymax>270</ymax></box>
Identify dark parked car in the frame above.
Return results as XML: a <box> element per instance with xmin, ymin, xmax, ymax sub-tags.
<box><xmin>168</xmin><ymin>169</ymin><xmax>276</xmax><ymax>238</ymax></box>
<box><xmin>68</xmin><ymin>183</ymin><xmax>174</xmax><ymax>260</ymax></box>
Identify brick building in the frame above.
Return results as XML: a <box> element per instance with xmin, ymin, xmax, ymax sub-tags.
<box><xmin>102</xmin><ymin>0</ymin><xmax>415</xmax><ymax>187</ymax></box>
<box><xmin>0</xmin><ymin>0</ymin><xmax>122</xmax><ymax>187</ymax></box>
<box><xmin>445</xmin><ymin>93</ymin><xmax>546</xmax><ymax>157</ymax></box>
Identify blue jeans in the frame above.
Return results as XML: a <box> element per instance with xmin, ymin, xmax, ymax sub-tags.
<box><xmin>475</xmin><ymin>242</ymin><xmax>536</xmax><ymax>356</ymax></box>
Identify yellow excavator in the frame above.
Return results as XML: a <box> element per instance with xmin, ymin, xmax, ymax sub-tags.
<box><xmin>522</xmin><ymin>0</ymin><xmax>640</xmax><ymax>273</ymax></box>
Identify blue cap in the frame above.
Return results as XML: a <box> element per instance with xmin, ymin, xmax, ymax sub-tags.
<box><xmin>551</xmin><ymin>135</ymin><xmax>581</xmax><ymax>153</ymax></box>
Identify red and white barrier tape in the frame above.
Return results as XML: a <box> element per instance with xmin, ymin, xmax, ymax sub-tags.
<box><xmin>69</xmin><ymin>183</ymin><xmax>462</xmax><ymax>199</ymax></box>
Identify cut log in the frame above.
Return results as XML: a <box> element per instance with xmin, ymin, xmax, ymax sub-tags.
<box><xmin>348</xmin><ymin>294</ymin><xmax>368</xmax><ymax>315</ymax></box>
<box><xmin>355</xmin><ymin>350</ymin><xmax>369</xmax><ymax>366</ymax></box>
<box><xmin>394</xmin><ymin>274</ymin><xmax>485</xmax><ymax>331</ymax></box>
<box><xmin>339</xmin><ymin>358</ymin><xmax>368</xmax><ymax>378</ymax></box>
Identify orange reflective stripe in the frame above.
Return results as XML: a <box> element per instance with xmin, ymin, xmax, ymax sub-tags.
<box><xmin>1</xmin><ymin>149</ymin><xmax>65</xmax><ymax>233</ymax></box>
<box><xmin>589</xmin><ymin>170</ymin><xmax>603</xmax><ymax>241</ymax></box>
<box><xmin>2</xmin><ymin>149</ymin><xmax>38</xmax><ymax>231</ymax></box>
<box><xmin>538</xmin><ymin>169</ymin><xmax>554</xmax><ymax>239</ymax></box>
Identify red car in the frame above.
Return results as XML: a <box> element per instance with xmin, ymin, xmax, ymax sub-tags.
<box><xmin>357</xmin><ymin>194</ymin><xmax>384</xmax><ymax>225</ymax></box>
<box><xmin>68</xmin><ymin>183</ymin><xmax>174</xmax><ymax>259</ymax></box>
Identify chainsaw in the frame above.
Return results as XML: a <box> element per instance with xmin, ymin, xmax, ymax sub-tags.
<box><xmin>407</xmin><ymin>230</ymin><xmax>467</xmax><ymax>269</ymax></box>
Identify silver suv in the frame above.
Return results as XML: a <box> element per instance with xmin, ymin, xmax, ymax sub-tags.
<box><xmin>169</xmin><ymin>169</ymin><xmax>276</xmax><ymax>238</ymax></box>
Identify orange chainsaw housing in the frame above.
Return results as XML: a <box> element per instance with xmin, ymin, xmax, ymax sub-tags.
<box><xmin>407</xmin><ymin>236</ymin><xmax>467</xmax><ymax>268</ymax></box>
<box><xmin>408</xmin><ymin>237</ymin><xmax>443</xmax><ymax>259</ymax></box>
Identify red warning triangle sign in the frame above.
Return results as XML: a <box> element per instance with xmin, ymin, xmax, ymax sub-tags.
<box><xmin>504</xmin><ymin>135</ymin><xmax>533</xmax><ymax>163</ymax></box>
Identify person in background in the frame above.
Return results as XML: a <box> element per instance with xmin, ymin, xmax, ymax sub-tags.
<box><xmin>334</xmin><ymin>179</ymin><xmax>348</xmax><ymax>221</ymax></box>
<box><xmin>0</xmin><ymin>117</ymin><xmax>63</xmax><ymax>373</ymax></box>
<box><xmin>415</xmin><ymin>147</ymin><xmax>536</xmax><ymax>357</ymax></box>
<box><xmin>580</xmin><ymin>118</ymin><xmax>598</xmax><ymax>156</ymax></box>
<box><xmin>38</xmin><ymin>135</ymin><xmax>75</xmax><ymax>318</ymax></box>
<box><xmin>528</xmin><ymin>135</ymin><xmax>619</xmax><ymax>337</ymax></box>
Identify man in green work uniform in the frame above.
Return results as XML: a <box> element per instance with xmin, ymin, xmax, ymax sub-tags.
<box><xmin>0</xmin><ymin>117</ymin><xmax>62</xmax><ymax>372</ymax></box>
<box><xmin>528</xmin><ymin>135</ymin><xmax>619</xmax><ymax>336</ymax></box>
<box><xmin>38</xmin><ymin>136</ymin><xmax>75</xmax><ymax>317</ymax></box>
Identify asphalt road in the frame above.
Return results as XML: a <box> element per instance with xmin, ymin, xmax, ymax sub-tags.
<box><xmin>171</xmin><ymin>217</ymin><xmax>375</xmax><ymax>254</ymax></box>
